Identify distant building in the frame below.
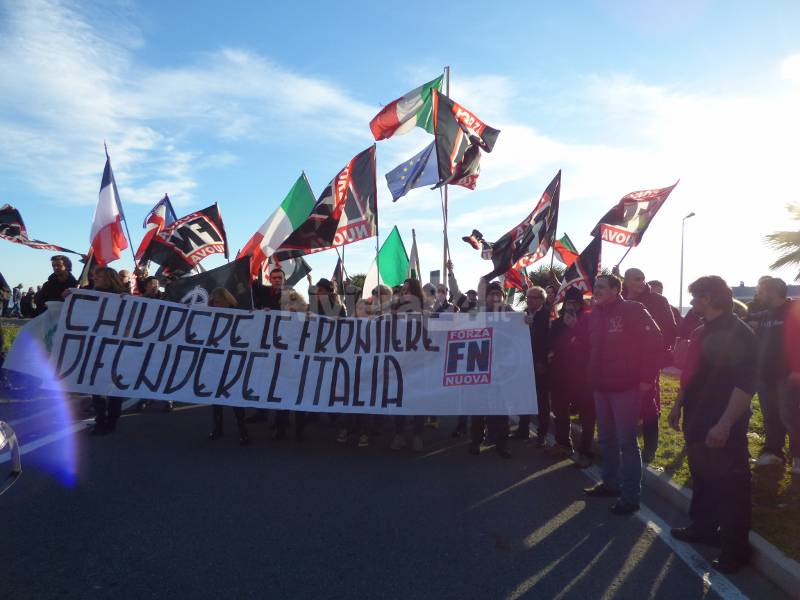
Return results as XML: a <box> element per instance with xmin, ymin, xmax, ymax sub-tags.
<box><xmin>732</xmin><ymin>282</ymin><xmax>800</xmax><ymax>303</ymax></box>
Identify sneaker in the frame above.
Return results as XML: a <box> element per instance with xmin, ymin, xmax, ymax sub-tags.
<box><xmin>670</xmin><ymin>526</ymin><xmax>721</xmax><ymax>546</ymax></box>
<box><xmin>451</xmin><ymin>428</ymin><xmax>465</xmax><ymax>439</ymax></box>
<box><xmin>239</xmin><ymin>434</ymin><xmax>250</xmax><ymax>446</ymax></box>
<box><xmin>583</xmin><ymin>483</ymin><xmax>621</xmax><ymax>498</ymax></box>
<box><xmin>336</xmin><ymin>428</ymin><xmax>348</xmax><ymax>444</ymax></box>
<box><xmin>358</xmin><ymin>434</ymin><xmax>369</xmax><ymax>448</ymax></box>
<box><xmin>792</xmin><ymin>457</ymin><xmax>800</xmax><ymax>475</ymax></box>
<box><xmin>208</xmin><ymin>430</ymin><xmax>223</xmax><ymax>441</ymax></box>
<box><xmin>425</xmin><ymin>417</ymin><xmax>439</xmax><ymax>430</ymax></box>
<box><xmin>753</xmin><ymin>452</ymin><xmax>784</xmax><ymax>467</ymax></box>
<box><xmin>162</xmin><ymin>401</ymin><xmax>174</xmax><ymax>413</ymax></box>
<box><xmin>412</xmin><ymin>435</ymin><xmax>424</xmax><ymax>452</ymax></box>
<box><xmin>390</xmin><ymin>434</ymin><xmax>406</xmax><ymax>451</ymax></box>
<box><xmin>609</xmin><ymin>499</ymin><xmax>640</xmax><ymax>515</ymax></box>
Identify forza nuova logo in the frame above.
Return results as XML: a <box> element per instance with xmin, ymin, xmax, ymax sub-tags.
<box><xmin>443</xmin><ymin>327</ymin><xmax>493</xmax><ymax>387</ymax></box>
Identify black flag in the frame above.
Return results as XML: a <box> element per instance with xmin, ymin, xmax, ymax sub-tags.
<box><xmin>431</xmin><ymin>90</ymin><xmax>500</xmax><ymax>190</ymax></box>
<box><xmin>0</xmin><ymin>204</ymin><xmax>82</xmax><ymax>256</ymax></box>
<box><xmin>554</xmin><ymin>237</ymin><xmax>602</xmax><ymax>304</ymax></box>
<box><xmin>482</xmin><ymin>171</ymin><xmax>561</xmax><ymax>280</ymax></box>
<box><xmin>164</xmin><ymin>256</ymin><xmax>252</xmax><ymax>309</ymax></box>
<box><xmin>591</xmin><ymin>182</ymin><xmax>678</xmax><ymax>247</ymax></box>
<box><xmin>139</xmin><ymin>203</ymin><xmax>228</xmax><ymax>276</ymax></box>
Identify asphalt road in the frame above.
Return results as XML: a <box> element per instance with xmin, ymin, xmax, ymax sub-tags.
<box><xmin>0</xmin><ymin>399</ymin><xmax>790</xmax><ymax>600</ymax></box>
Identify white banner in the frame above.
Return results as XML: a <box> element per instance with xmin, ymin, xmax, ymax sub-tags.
<box><xmin>37</xmin><ymin>291</ymin><xmax>536</xmax><ymax>415</ymax></box>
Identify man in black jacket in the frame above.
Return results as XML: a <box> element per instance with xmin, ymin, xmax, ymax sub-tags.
<box><xmin>624</xmin><ymin>268</ymin><xmax>677</xmax><ymax>463</ymax></box>
<box><xmin>753</xmin><ymin>277</ymin><xmax>793</xmax><ymax>468</ymax></box>
<box><xmin>668</xmin><ymin>276</ymin><xmax>756</xmax><ymax>573</ymax></box>
<box><xmin>34</xmin><ymin>255</ymin><xmax>78</xmax><ymax>316</ymax></box>
<box><xmin>517</xmin><ymin>286</ymin><xmax>550</xmax><ymax>445</ymax></box>
<box><xmin>583</xmin><ymin>274</ymin><xmax>663</xmax><ymax>515</ymax></box>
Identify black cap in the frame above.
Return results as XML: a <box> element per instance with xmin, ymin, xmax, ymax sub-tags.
<box><xmin>487</xmin><ymin>281</ymin><xmax>505</xmax><ymax>295</ymax></box>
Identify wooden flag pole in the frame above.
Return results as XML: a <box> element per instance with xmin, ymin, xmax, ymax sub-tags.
<box><xmin>441</xmin><ymin>65</ymin><xmax>451</xmax><ymax>284</ymax></box>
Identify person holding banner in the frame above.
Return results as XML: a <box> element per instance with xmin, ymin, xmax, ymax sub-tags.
<box><xmin>469</xmin><ymin>280</ymin><xmax>513</xmax><ymax>459</ymax></box>
<box><xmin>87</xmin><ymin>267</ymin><xmax>128</xmax><ymax>436</ymax></box>
<box><xmin>391</xmin><ymin>279</ymin><xmax>428</xmax><ymax>452</ymax></box>
<box><xmin>275</xmin><ymin>288</ymin><xmax>309</xmax><ymax>442</ymax></box>
<box><xmin>34</xmin><ymin>255</ymin><xmax>78</xmax><ymax>316</ymax></box>
<box><xmin>207</xmin><ymin>288</ymin><xmax>250</xmax><ymax>446</ymax></box>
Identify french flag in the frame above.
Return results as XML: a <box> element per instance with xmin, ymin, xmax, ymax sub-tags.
<box><xmin>90</xmin><ymin>154</ymin><xmax>129</xmax><ymax>266</ymax></box>
<box><xmin>135</xmin><ymin>194</ymin><xmax>176</xmax><ymax>261</ymax></box>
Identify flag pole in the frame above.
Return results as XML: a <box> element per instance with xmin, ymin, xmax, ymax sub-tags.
<box><xmin>441</xmin><ymin>65</ymin><xmax>451</xmax><ymax>284</ymax></box>
<box><xmin>104</xmin><ymin>142</ymin><xmax>140</xmax><ymax>270</ymax></box>
<box><xmin>615</xmin><ymin>245</ymin><xmax>633</xmax><ymax>269</ymax></box>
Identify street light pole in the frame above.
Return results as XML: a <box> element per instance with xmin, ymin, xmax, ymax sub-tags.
<box><xmin>679</xmin><ymin>211</ymin><xmax>696</xmax><ymax>314</ymax></box>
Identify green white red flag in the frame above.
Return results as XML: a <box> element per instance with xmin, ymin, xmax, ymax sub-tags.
<box><xmin>369</xmin><ymin>75</ymin><xmax>444</xmax><ymax>140</ymax></box>
<box><xmin>237</xmin><ymin>173</ymin><xmax>316</xmax><ymax>279</ymax></box>
<box><xmin>553</xmin><ymin>233</ymin><xmax>579</xmax><ymax>267</ymax></box>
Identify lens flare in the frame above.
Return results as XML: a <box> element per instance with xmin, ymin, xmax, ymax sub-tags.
<box><xmin>4</xmin><ymin>329</ymin><xmax>78</xmax><ymax>487</ymax></box>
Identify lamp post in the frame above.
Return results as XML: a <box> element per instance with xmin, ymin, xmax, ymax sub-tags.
<box><xmin>679</xmin><ymin>211</ymin><xmax>696</xmax><ymax>314</ymax></box>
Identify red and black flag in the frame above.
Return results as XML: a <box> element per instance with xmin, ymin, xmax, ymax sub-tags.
<box><xmin>135</xmin><ymin>195</ymin><xmax>178</xmax><ymax>262</ymax></box>
<box><xmin>138</xmin><ymin>203</ymin><xmax>228</xmax><ymax>276</ymax></box>
<box><xmin>554</xmin><ymin>236</ymin><xmax>602</xmax><ymax>304</ymax></box>
<box><xmin>277</xmin><ymin>146</ymin><xmax>377</xmax><ymax>259</ymax></box>
<box><xmin>591</xmin><ymin>181</ymin><xmax>678</xmax><ymax>247</ymax></box>
<box><xmin>0</xmin><ymin>204</ymin><xmax>82</xmax><ymax>256</ymax></box>
<box><xmin>553</xmin><ymin>233</ymin><xmax>579</xmax><ymax>267</ymax></box>
<box><xmin>482</xmin><ymin>171</ymin><xmax>561</xmax><ymax>279</ymax></box>
<box><xmin>431</xmin><ymin>90</ymin><xmax>500</xmax><ymax>190</ymax></box>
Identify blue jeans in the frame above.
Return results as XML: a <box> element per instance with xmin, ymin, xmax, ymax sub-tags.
<box><xmin>594</xmin><ymin>389</ymin><xmax>643</xmax><ymax>504</ymax></box>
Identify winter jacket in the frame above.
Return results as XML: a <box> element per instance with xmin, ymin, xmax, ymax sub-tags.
<box><xmin>587</xmin><ymin>296</ymin><xmax>663</xmax><ymax>392</ymax></box>
<box><xmin>34</xmin><ymin>272</ymin><xmax>78</xmax><ymax>316</ymax></box>
<box><xmin>527</xmin><ymin>306</ymin><xmax>550</xmax><ymax>365</ymax></box>
<box><xmin>756</xmin><ymin>300</ymin><xmax>792</xmax><ymax>382</ymax></box>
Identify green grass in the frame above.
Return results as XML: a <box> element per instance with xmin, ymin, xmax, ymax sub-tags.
<box><xmin>652</xmin><ymin>374</ymin><xmax>800</xmax><ymax>563</ymax></box>
<box><xmin>1</xmin><ymin>323</ymin><xmax>20</xmax><ymax>353</ymax></box>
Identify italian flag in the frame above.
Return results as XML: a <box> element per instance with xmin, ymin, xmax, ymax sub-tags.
<box><xmin>553</xmin><ymin>233</ymin><xmax>579</xmax><ymax>267</ymax></box>
<box><xmin>361</xmin><ymin>226</ymin><xmax>409</xmax><ymax>298</ymax></box>
<box><xmin>369</xmin><ymin>75</ymin><xmax>444</xmax><ymax>141</ymax></box>
<box><xmin>237</xmin><ymin>173</ymin><xmax>316</xmax><ymax>280</ymax></box>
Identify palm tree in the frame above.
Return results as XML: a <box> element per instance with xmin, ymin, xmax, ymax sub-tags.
<box><xmin>765</xmin><ymin>203</ymin><xmax>800</xmax><ymax>280</ymax></box>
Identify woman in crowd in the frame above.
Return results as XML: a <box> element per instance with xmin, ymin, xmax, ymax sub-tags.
<box><xmin>207</xmin><ymin>287</ymin><xmax>250</xmax><ymax>446</ymax></box>
<box><xmin>142</xmin><ymin>276</ymin><xmax>163</xmax><ymax>299</ymax></box>
<box><xmin>88</xmin><ymin>267</ymin><xmax>128</xmax><ymax>435</ymax></box>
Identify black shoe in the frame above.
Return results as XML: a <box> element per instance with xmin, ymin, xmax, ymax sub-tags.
<box><xmin>89</xmin><ymin>424</ymin><xmax>109</xmax><ymax>436</ymax></box>
<box><xmin>468</xmin><ymin>443</ymin><xmax>480</xmax><ymax>456</ymax></box>
<box><xmin>162</xmin><ymin>401</ymin><xmax>173</xmax><ymax>413</ymax></box>
<box><xmin>512</xmin><ymin>430</ymin><xmax>530</xmax><ymax>440</ymax></box>
<box><xmin>295</xmin><ymin>430</ymin><xmax>305</xmax><ymax>443</ymax></box>
<box><xmin>208</xmin><ymin>430</ymin><xmax>222</xmax><ymax>441</ymax></box>
<box><xmin>711</xmin><ymin>555</ymin><xmax>749</xmax><ymax>574</ymax></box>
<box><xmin>239</xmin><ymin>434</ymin><xmax>250</xmax><ymax>446</ymax></box>
<box><xmin>274</xmin><ymin>428</ymin><xmax>286</xmax><ymax>441</ymax></box>
<box><xmin>452</xmin><ymin>428</ymin><xmax>465</xmax><ymax>439</ymax></box>
<box><xmin>609</xmin><ymin>499</ymin><xmax>640</xmax><ymax>515</ymax></box>
<box><xmin>670</xmin><ymin>526</ymin><xmax>721</xmax><ymax>546</ymax></box>
<box><xmin>583</xmin><ymin>483</ymin><xmax>621</xmax><ymax>498</ymax></box>
<box><xmin>533</xmin><ymin>436</ymin><xmax>546</xmax><ymax>448</ymax></box>
<box><xmin>496</xmin><ymin>447</ymin><xmax>512</xmax><ymax>459</ymax></box>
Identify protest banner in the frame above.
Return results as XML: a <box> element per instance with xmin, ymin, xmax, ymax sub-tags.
<box><xmin>33</xmin><ymin>290</ymin><xmax>536</xmax><ymax>415</ymax></box>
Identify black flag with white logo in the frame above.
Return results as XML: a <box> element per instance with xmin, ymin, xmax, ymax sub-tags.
<box><xmin>138</xmin><ymin>203</ymin><xmax>228</xmax><ymax>276</ymax></box>
<box><xmin>164</xmin><ymin>256</ymin><xmax>252</xmax><ymax>309</ymax></box>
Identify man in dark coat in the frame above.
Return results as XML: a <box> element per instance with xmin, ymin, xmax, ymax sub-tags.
<box><xmin>668</xmin><ymin>276</ymin><xmax>756</xmax><ymax>573</ymax></box>
<box><xmin>583</xmin><ymin>274</ymin><xmax>663</xmax><ymax>515</ymax></box>
<box><xmin>34</xmin><ymin>255</ymin><xmax>78</xmax><ymax>316</ymax></box>
<box><xmin>624</xmin><ymin>268</ymin><xmax>677</xmax><ymax>463</ymax></box>
<box><xmin>517</xmin><ymin>286</ymin><xmax>550</xmax><ymax>445</ymax></box>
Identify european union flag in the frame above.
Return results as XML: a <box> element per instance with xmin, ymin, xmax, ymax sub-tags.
<box><xmin>385</xmin><ymin>142</ymin><xmax>439</xmax><ymax>202</ymax></box>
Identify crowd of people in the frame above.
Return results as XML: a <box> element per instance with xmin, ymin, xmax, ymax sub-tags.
<box><xmin>1</xmin><ymin>253</ymin><xmax>799</xmax><ymax>574</ymax></box>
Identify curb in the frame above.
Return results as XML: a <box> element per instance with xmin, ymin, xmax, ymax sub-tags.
<box><xmin>642</xmin><ymin>465</ymin><xmax>800</xmax><ymax>599</ymax></box>
<box><xmin>565</xmin><ymin>420</ymin><xmax>800</xmax><ymax>598</ymax></box>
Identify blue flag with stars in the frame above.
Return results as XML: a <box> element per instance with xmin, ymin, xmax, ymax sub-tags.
<box><xmin>385</xmin><ymin>142</ymin><xmax>439</xmax><ymax>202</ymax></box>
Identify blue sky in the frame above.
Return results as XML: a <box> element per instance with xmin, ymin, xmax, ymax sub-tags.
<box><xmin>2</xmin><ymin>0</ymin><xmax>800</xmax><ymax>306</ymax></box>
